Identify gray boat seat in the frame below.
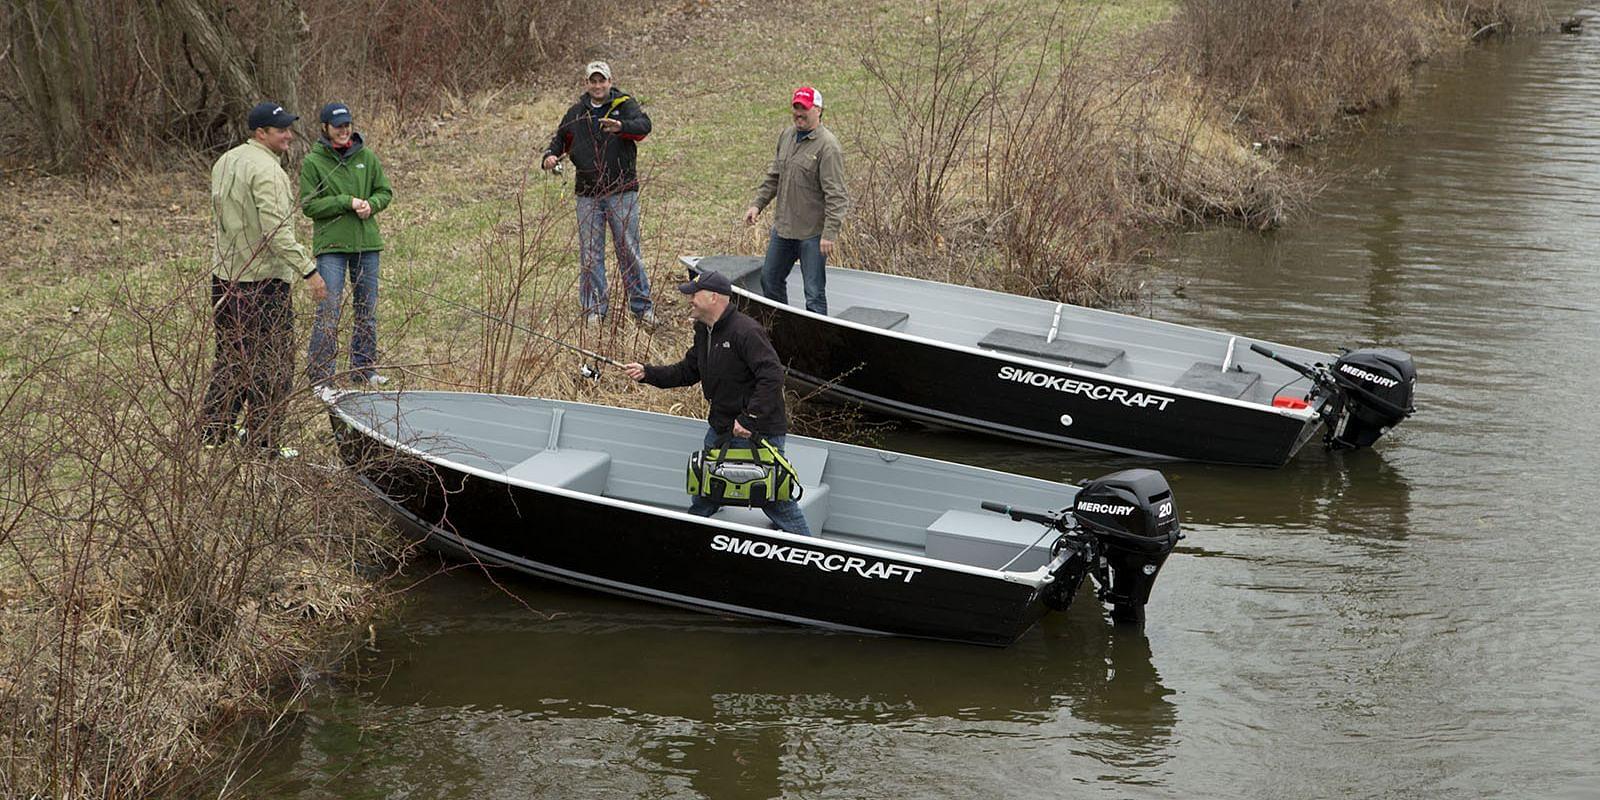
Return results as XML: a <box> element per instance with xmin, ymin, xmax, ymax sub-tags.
<box><xmin>505</xmin><ymin>449</ymin><xmax>612</xmax><ymax>495</ymax></box>
<box><xmin>1172</xmin><ymin>362</ymin><xmax>1261</xmax><ymax>399</ymax></box>
<box><xmin>715</xmin><ymin>442</ymin><xmax>831</xmax><ymax>534</ymax></box>
<box><xmin>691</xmin><ymin>255</ymin><xmax>764</xmax><ymax>289</ymax></box>
<box><xmin>836</xmin><ymin>306</ymin><xmax>909</xmax><ymax>330</ymax></box>
<box><xmin>978</xmin><ymin>328</ymin><xmax>1124</xmax><ymax>368</ymax></box>
<box><xmin>924</xmin><ymin>509</ymin><xmax>1053</xmax><ymax>571</ymax></box>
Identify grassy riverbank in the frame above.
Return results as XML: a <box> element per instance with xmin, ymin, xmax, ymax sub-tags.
<box><xmin>0</xmin><ymin>0</ymin><xmax>1552</xmax><ymax>795</ymax></box>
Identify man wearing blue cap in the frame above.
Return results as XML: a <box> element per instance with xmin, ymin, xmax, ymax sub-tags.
<box><xmin>300</xmin><ymin>101</ymin><xmax>394</xmax><ymax>386</ymax></box>
<box><xmin>204</xmin><ymin>101</ymin><xmax>327</xmax><ymax>459</ymax></box>
<box><xmin>622</xmin><ymin>270</ymin><xmax>811</xmax><ymax>535</ymax></box>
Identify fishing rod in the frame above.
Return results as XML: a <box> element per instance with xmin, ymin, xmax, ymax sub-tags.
<box><xmin>397</xmin><ymin>282</ymin><xmax>626</xmax><ymax>370</ymax></box>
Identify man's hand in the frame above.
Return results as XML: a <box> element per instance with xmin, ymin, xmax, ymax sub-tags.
<box><xmin>819</xmin><ymin>238</ymin><xmax>835</xmax><ymax>258</ymax></box>
<box><xmin>305</xmin><ymin>272</ymin><xmax>328</xmax><ymax>302</ymax></box>
<box><xmin>743</xmin><ymin>206</ymin><xmax>760</xmax><ymax>225</ymax></box>
<box><xmin>542</xmin><ymin>154</ymin><xmax>559</xmax><ymax>171</ymax></box>
<box><xmin>622</xmin><ymin>362</ymin><xmax>646</xmax><ymax>382</ymax></box>
<box><xmin>352</xmin><ymin>197</ymin><xmax>372</xmax><ymax>219</ymax></box>
<box><xmin>732</xmin><ymin>420</ymin><xmax>752</xmax><ymax>438</ymax></box>
<box><xmin>598</xmin><ymin>118</ymin><xmax>622</xmax><ymax>133</ymax></box>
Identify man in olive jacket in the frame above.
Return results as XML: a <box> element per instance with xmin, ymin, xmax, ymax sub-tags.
<box><xmin>205</xmin><ymin>101</ymin><xmax>327</xmax><ymax>458</ymax></box>
<box><xmin>300</xmin><ymin>102</ymin><xmax>394</xmax><ymax>385</ymax></box>
<box><xmin>622</xmin><ymin>270</ymin><xmax>811</xmax><ymax>536</ymax></box>
<box><xmin>541</xmin><ymin>60</ymin><xmax>656</xmax><ymax>324</ymax></box>
<box><xmin>743</xmin><ymin>86</ymin><xmax>849</xmax><ymax>315</ymax></box>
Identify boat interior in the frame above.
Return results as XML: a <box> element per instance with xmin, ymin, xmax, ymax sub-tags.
<box><xmin>685</xmin><ymin>255</ymin><xmax>1330</xmax><ymax>408</ymax></box>
<box><xmin>336</xmin><ymin>391</ymin><xmax>1077</xmax><ymax>573</ymax></box>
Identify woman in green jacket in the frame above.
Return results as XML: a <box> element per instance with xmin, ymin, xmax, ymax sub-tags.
<box><xmin>300</xmin><ymin>102</ymin><xmax>394</xmax><ymax>385</ymax></box>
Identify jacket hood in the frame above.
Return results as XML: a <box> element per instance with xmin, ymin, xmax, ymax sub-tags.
<box><xmin>316</xmin><ymin>131</ymin><xmax>366</xmax><ymax>159</ymax></box>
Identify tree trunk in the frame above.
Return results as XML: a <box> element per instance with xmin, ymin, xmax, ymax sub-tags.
<box><xmin>146</xmin><ymin>0</ymin><xmax>303</xmax><ymax>142</ymax></box>
<box><xmin>7</xmin><ymin>0</ymin><xmax>97</xmax><ymax>171</ymax></box>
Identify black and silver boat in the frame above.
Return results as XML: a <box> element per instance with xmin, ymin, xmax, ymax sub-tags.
<box><xmin>326</xmin><ymin>390</ymin><xmax>1180</xmax><ymax>647</ymax></box>
<box><xmin>681</xmin><ymin>255</ymin><xmax>1416</xmax><ymax>467</ymax></box>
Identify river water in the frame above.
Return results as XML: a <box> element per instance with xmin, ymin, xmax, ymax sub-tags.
<box><xmin>245</xmin><ymin>24</ymin><xmax>1599</xmax><ymax>800</ymax></box>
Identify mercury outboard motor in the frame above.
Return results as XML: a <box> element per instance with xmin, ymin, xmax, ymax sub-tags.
<box><xmin>980</xmin><ymin>468</ymin><xmax>1180</xmax><ymax>626</ymax></box>
<box><xmin>1250</xmin><ymin>343</ymin><xmax>1417</xmax><ymax>451</ymax></box>
<box><xmin>1327</xmin><ymin>348</ymin><xmax>1417</xmax><ymax>449</ymax></box>
<box><xmin>1072</xmin><ymin>469</ymin><xmax>1181</xmax><ymax>624</ymax></box>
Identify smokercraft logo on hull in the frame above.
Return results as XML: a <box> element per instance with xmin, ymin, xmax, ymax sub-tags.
<box><xmin>997</xmin><ymin>366</ymin><xmax>1176</xmax><ymax>411</ymax></box>
<box><xmin>1337</xmin><ymin>363</ymin><xmax>1401</xmax><ymax>388</ymax></box>
<box><xmin>710</xmin><ymin>534</ymin><xmax>922</xmax><ymax>583</ymax></box>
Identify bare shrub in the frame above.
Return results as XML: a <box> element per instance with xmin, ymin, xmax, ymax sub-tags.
<box><xmin>848</xmin><ymin>1</ymin><xmax>1305</xmax><ymax>306</ymax></box>
<box><xmin>0</xmin><ymin>278</ymin><xmax>408</xmax><ymax>796</ymax></box>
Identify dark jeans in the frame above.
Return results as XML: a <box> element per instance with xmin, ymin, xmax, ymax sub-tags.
<box><xmin>201</xmin><ymin>276</ymin><xmax>294</xmax><ymax>448</ymax></box>
<box><xmin>689</xmin><ymin>427</ymin><xmax>812</xmax><ymax>536</ymax></box>
<box><xmin>759</xmin><ymin>229</ymin><xmax>827</xmax><ymax>315</ymax></box>
<box><xmin>308</xmin><ymin>251</ymin><xmax>380</xmax><ymax>383</ymax></box>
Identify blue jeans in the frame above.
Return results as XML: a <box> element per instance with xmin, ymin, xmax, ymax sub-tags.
<box><xmin>308</xmin><ymin>251</ymin><xmax>380</xmax><ymax>383</ymax></box>
<box><xmin>759</xmin><ymin>229</ymin><xmax>827</xmax><ymax>315</ymax></box>
<box><xmin>576</xmin><ymin>191</ymin><xmax>652</xmax><ymax>318</ymax></box>
<box><xmin>690</xmin><ymin>427</ymin><xmax>812</xmax><ymax>536</ymax></box>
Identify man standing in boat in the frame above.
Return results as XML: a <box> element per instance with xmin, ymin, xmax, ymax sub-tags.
<box><xmin>743</xmin><ymin>86</ymin><xmax>848</xmax><ymax>315</ymax></box>
<box><xmin>622</xmin><ymin>271</ymin><xmax>812</xmax><ymax>536</ymax></box>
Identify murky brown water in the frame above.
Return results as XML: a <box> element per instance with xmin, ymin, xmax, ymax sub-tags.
<box><xmin>245</xmin><ymin>25</ymin><xmax>1599</xmax><ymax>799</ymax></box>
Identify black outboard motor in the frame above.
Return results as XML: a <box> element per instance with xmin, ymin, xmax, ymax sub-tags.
<box><xmin>1327</xmin><ymin>348</ymin><xmax>1417</xmax><ymax>450</ymax></box>
<box><xmin>1072</xmin><ymin>469</ymin><xmax>1181</xmax><ymax>624</ymax></box>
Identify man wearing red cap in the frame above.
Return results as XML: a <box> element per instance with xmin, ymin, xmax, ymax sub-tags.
<box><xmin>743</xmin><ymin>86</ymin><xmax>849</xmax><ymax>315</ymax></box>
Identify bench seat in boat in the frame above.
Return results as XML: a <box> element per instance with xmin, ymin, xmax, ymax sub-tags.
<box><xmin>924</xmin><ymin>509</ymin><xmax>1053</xmax><ymax>571</ymax></box>
<box><xmin>505</xmin><ymin>449</ymin><xmax>613</xmax><ymax>495</ymax></box>
<box><xmin>978</xmin><ymin>328</ymin><xmax>1124</xmax><ymax>368</ymax></box>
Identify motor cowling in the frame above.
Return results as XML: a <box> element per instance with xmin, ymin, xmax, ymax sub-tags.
<box><xmin>1328</xmin><ymin>348</ymin><xmax>1416</xmax><ymax>449</ymax></box>
<box><xmin>1072</xmin><ymin>468</ymin><xmax>1180</xmax><ymax>623</ymax></box>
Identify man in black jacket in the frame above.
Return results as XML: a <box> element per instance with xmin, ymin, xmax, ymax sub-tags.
<box><xmin>541</xmin><ymin>60</ymin><xmax>656</xmax><ymax>324</ymax></box>
<box><xmin>623</xmin><ymin>271</ymin><xmax>811</xmax><ymax>535</ymax></box>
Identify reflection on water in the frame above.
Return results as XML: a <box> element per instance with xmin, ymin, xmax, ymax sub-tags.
<box><xmin>245</xmin><ymin>576</ymin><xmax>1176</xmax><ymax>797</ymax></box>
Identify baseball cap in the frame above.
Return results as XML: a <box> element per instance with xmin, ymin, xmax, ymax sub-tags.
<box><xmin>791</xmin><ymin>86</ymin><xmax>823</xmax><ymax>109</ymax></box>
<box><xmin>585</xmin><ymin>61</ymin><xmax>613</xmax><ymax>80</ymax></box>
<box><xmin>247</xmin><ymin>101</ymin><xmax>298</xmax><ymax>130</ymax></box>
<box><xmin>319</xmin><ymin>102</ymin><xmax>353</xmax><ymax>126</ymax></box>
<box><xmin>678</xmin><ymin>270</ymin><xmax>733</xmax><ymax>296</ymax></box>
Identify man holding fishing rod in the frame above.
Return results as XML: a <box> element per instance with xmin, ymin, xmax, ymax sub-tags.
<box><xmin>622</xmin><ymin>271</ymin><xmax>811</xmax><ymax>536</ymax></box>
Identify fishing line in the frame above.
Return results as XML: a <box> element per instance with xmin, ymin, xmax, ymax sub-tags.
<box><xmin>396</xmin><ymin>282</ymin><xmax>626</xmax><ymax>373</ymax></box>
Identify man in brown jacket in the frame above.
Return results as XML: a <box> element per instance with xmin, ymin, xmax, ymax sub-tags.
<box><xmin>743</xmin><ymin>86</ymin><xmax>848</xmax><ymax>315</ymax></box>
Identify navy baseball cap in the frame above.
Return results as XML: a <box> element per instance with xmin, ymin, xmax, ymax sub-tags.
<box><xmin>678</xmin><ymin>270</ymin><xmax>733</xmax><ymax>296</ymax></box>
<box><xmin>247</xmin><ymin>101</ymin><xmax>298</xmax><ymax>130</ymax></box>
<box><xmin>319</xmin><ymin>102</ymin><xmax>353</xmax><ymax>126</ymax></box>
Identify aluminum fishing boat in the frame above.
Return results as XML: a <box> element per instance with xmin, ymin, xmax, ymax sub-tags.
<box><xmin>680</xmin><ymin>255</ymin><xmax>1416</xmax><ymax>467</ymax></box>
<box><xmin>326</xmin><ymin>390</ymin><xmax>1180</xmax><ymax>646</ymax></box>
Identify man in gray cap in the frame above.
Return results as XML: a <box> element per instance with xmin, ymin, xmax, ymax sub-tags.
<box><xmin>623</xmin><ymin>270</ymin><xmax>811</xmax><ymax>535</ymax></box>
<box><xmin>541</xmin><ymin>60</ymin><xmax>656</xmax><ymax>325</ymax></box>
<box><xmin>204</xmin><ymin>101</ymin><xmax>327</xmax><ymax>459</ymax></box>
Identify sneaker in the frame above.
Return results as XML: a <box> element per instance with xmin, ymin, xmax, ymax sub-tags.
<box><xmin>261</xmin><ymin>445</ymin><xmax>300</xmax><ymax>460</ymax></box>
<box><xmin>637</xmin><ymin>310</ymin><xmax>658</xmax><ymax>326</ymax></box>
<box><xmin>583</xmin><ymin>312</ymin><xmax>605</xmax><ymax>326</ymax></box>
<box><xmin>352</xmin><ymin>372</ymin><xmax>389</xmax><ymax>386</ymax></box>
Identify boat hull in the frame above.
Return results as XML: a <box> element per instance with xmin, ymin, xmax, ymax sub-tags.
<box><xmin>336</xmin><ymin>420</ymin><xmax>1059</xmax><ymax>647</ymax></box>
<box><xmin>740</xmin><ymin>299</ymin><xmax>1321</xmax><ymax>467</ymax></box>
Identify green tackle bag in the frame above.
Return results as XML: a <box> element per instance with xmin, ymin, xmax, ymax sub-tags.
<box><xmin>685</xmin><ymin>434</ymin><xmax>803</xmax><ymax>508</ymax></box>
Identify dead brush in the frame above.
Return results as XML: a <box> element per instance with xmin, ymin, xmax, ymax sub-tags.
<box><xmin>848</xmin><ymin>0</ymin><xmax>1300</xmax><ymax>306</ymax></box>
<box><xmin>0</xmin><ymin>277</ymin><xmax>410</xmax><ymax>797</ymax></box>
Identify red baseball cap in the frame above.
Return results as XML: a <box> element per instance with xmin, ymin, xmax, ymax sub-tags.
<box><xmin>791</xmin><ymin>86</ymin><xmax>823</xmax><ymax>110</ymax></box>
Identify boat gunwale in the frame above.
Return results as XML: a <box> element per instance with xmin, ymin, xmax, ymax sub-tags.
<box><xmin>327</xmin><ymin>389</ymin><xmax>1063</xmax><ymax>585</ymax></box>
